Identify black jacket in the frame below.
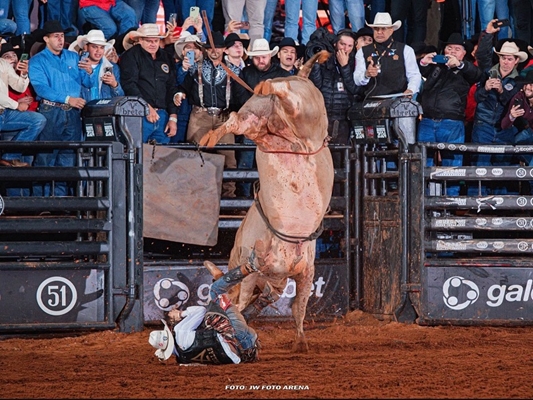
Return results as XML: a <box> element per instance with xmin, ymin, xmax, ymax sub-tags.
<box><xmin>309</xmin><ymin>53</ymin><xmax>362</xmax><ymax>119</ymax></box>
<box><xmin>119</xmin><ymin>44</ymin><xmax>178</xmax><ymax>115</ymax></box>
<box><xmin>233</xmin><ymin>62</ymin><xmax>291</xmax><ymax>109</ymax></box>
<box><xmin>418</xmin><ymin>60</ymin><xmax>482</xmax><ymax>121</ymax></box>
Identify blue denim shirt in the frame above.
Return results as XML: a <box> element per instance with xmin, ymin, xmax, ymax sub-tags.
<box><xmin>28</xmin><ymin>47</ymin><xmax>83</xmax><ymax>103</ymax></box>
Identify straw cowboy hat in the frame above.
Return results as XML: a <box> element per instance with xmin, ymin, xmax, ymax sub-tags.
<box><xmin>494</xmin><ymin>41</ymin><xmax>528</xmax><ymax>63</ymax></box>
<box><xmin>245</xmin><ymin>38</ymin><xmax>278</xmax><ymax>57</ymax></box>
<box><xmin>148</xmin><ymin>319</ymin><xmax>175</xmax><ymax>361</ymax></box>
<box><xmin>122</xmin><ymin>23</ymin><xmax>167</xmax><ymax>51</ymax></box>
<box><xmin>68</xmin><ymin>29</ymin><xmax>115</xmax><ymax>53</ymax></box>
<box><xmin>366</xmin><ymin>12</ymin><xmax>402</xmax><ymax>31</ymax></box>
<box><xmin>173</xmin><ymin>31</ymin><xmax>201</xmax><ymax>59</ymax></box>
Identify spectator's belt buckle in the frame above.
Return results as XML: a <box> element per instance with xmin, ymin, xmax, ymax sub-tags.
<box><xmin>42</xmin><ymin>99</ymin><xmax>72</xmax><ymax>111</ymax></box>
<box><xmin>0</xmin><ymin>108</ymin><xmax>5</xmax><ymax>115</ymax></box>
<box><xmin>207</xmin><ymin>107</ymin><xmax>222</xmax><ymax>116</ymax></box>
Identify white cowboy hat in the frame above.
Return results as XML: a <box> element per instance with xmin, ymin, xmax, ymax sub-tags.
<box><xmin>148</xmin><ymin>319</ymin><xmax>175</xmax><ymax>361</ymax></box>
<box><xmin>68</xmin><ymin>29</ymin><xmax>115</xmax><ymax>53</ymax></box>
<box><xmin>245</xmin><ymin>38</ymin><xmax>278</xmax><ymax>57</ymax></box>
<box><xmin>494</xmin><ymin>41</ymin><xmax>528</xmax><ymax>63</ymax></box>
<box><xmin>366</xmin><ymin>12</ymin><xmax>402</xmax><ymax>31</ymax></box>
<box><xmin>123</xmin><ymin>23</ymin><xmax>168</xmax><ymax>51</ymax></box>
<box><xmin>174</xmin><ymin>31</ymin><xmax>201</xmax><ymax>59</ymax></box>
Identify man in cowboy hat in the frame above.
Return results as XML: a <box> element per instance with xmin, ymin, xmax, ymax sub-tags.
<box><xmin>69</xmin><ymin>30</ymin><xmax>124</xmax><ymax>102</ymax></box>
<box><xmin>29</xmin><ymin>20</ymin><xmax>87</xmax><ymax>196</ymax></box>
<box><xmin>175</xmin><ymin>31</ymin><xmax>240</xmax><ymax>197</ymax></box>
<box><xmin>224</xmin><ymin>32</ymin><xmax>249</xmax><ymax>70</ymax></box>
<box><xmin>78</xmin><ymin>0</ymin><xmax>138</xmax><ymax>40</ymax></box>
<box><xmin>468</xmin><ymin>19</ymin><xmax>527</xmax><ymax>195</ymax></box>
<box><xmin>353</xmin><ymin>12</ymin><xmax>421</xmax><ymax>99</ymax></box>
<box><xmin>232</xmin><ymin>37</ymin><xmax>290</xmax><ymax>197</ymax></box>
<box><xmin>275</xmin><ymin>37</ymin><xmax>303</xmax><ymax>75</ymax></box>
<box><xmin>416</xmin><ymin>32</ymin><xmax>483</xmax><ymax>197</ymax></box>
<box><xmin>171</xmin><ymin>31</ymin><xmax>202</xmax><ymax>143</ymax></box>
<box><xmin>120</xmin><ymin>23</ymin><xmax>178</xmax><ymax>144</ymax></box>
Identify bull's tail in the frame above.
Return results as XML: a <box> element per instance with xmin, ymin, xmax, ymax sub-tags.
<box><xmin>297</xmin><ymin>50</ymin><xmax>331</xmax><ymax>79</ymax></box>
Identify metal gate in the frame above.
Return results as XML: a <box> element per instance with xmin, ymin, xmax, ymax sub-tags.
<box><xmin>0</xmin><ymin>97</ymin><xmax>146</xmax><ymax>333</ymax></box>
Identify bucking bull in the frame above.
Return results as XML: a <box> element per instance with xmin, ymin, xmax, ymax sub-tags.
<box><xmin>199</xmin><ymin>51</ymin><xmax>333</xmax><ymax>352</ymax></box>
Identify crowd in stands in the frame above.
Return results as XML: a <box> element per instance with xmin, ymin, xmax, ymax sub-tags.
<box><xmin>1</xmin><ymin>0</ymin><xmax>533</xmax><ymax>197</ymax></box>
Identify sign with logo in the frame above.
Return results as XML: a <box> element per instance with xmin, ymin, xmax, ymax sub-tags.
<box><xmin>143</xmin><ymin>261</ymin><xmax>349</xmax><ymax>323</ymax></box>
<box><xmin>422</xmin><ymin>266</ymin><xmax>533</xmax><ymax>322</ymax></box>
<box><xmin>0</xmin><ymin>269</ymin><xmax>105</xmax><ymax>324</ymax></box>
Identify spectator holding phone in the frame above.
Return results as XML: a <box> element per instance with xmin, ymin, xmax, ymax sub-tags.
<box><xmin>221</xmin><ymin>0</ymin><xmax>265</xmax><ymax>45</ymax></box>
<box><xmin>501</xmin><ymin>71</ymin><xmax>533</xmax><ymax>145</ymax></box>
<box><xmin>416</xmin><ymin>33</ymin><xmax>482</xmax><ymax>196</ymax></box>
<box><xmin>69</xmin><ymin>30</ymin><xmax>124</xmax><ymax>101</ymax></box>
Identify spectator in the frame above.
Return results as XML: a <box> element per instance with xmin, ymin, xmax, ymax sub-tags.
<box><xmin>69</xmin><ymin>30</ymin><xmax>124</xmax><ymax>101</ymax></box>
<box><xmin>233</xmin><ymin>38</ymin><xmax>290</xmax><ymax>197</ymax></box>
<box><xmin>0</xmin><ymin>42</ymin><xmax>38</xmax><ymax>112</ymax></box>
<box><xmin>469</xmin><ymin>21</ymin><xmax>526</xmax><ymax>195</ymax></box>
<box><xmin>29</xmin><ymin>20</ymin><xmax>86</xmax><ymax>197</ymax></box>
<box><xmin>224</xmin><ymin>32</ymin><xmax>249</xmax><ymax>70</ymax></box>
<box><xmin>275</xmin><ymin>37</ymin><xmax>303</xmax><ymax>75</ymax></box>
<box><xmin>176</xmin><ymin>31</ymin><xmax>240</xmax><ymax>197</ymax></box>
<box><xmin>417</xmin><ymin>33</ymin><xmax>482</xmax><ymax>196</ymax></box>
<box><xmin>501</xmin><ymin>70</ymin><xmax>533</xmax><ymax>147</ymax></box>
<box><xmin>171</xmin><ymin>31</ymin><xmax>202</xmax><ymax>143</ymax></box>
<box><xmin>328</xmin><ymin>0</ymin><xmax>365</xmax><ymax>34</ymax></box>
<box><xmin>43</xmin><ymin>0</ymin><xmax>79</xmax><ymax>35</ymax></box>
<box><xmin>475</xmin><ymin>0</ymin><xmax>511</xmax><ymax>41</ymax></box>
<box><xmin>284</xmin><ymin>0</ymin><xmax>318</xmax><ymax>45</ymax></box>
<box><xmin>149</xmin><ymin>257</ymin><xmax>261</xmax><ymax>365</ymax></box>
<box><xmin>511</xmin><ymin>0</ymin><xmax>533</xmax><ymax>46</ymax></box>
<box><xmin>354</xmin><ymin>12</ymin><xmax>422</xmax><ymax>100</ymax></box>
<box><xmin>0</xmin><ymin>0</ymin><xmax>21</xmax><ymax>35</ymax></box>
<box><xmin>78</xmin><ymin>0</ymin><xmax>138</xmax><ymax>41</ymax></box>
<box><xmin>221</xmin><ymin>0</ymin><xmax>265</xmax><ymax>45</ymax></box>
<box><xmin>263</xmin><ymin>0</ymin><xmax>278</xmax><ymax>42</ymax></box>
<box><xmin>123</xmin><ymin>0</ymin><xmax>159</xmax><ymax>24</ymax></box>
<box><xmin>120</xmin><ymin>23</ymin><xmax>178</xmax><ymax>144</ymax></box>
<box><xmin>390</xmin><ymin>0</ymin><xmax>428</xmax><ymax>45</ymax></box>
<box><xmin>180</xmin><ymin>1</ymin><xmax>214</xmax><ymax>39</ymax></box>
<box><xmin>0</xmin><ymin>41</ymin><xmax>46</xmax><ymax>169</ymax></box>
<box><xmin>353</xmin><ymin>26</ymin><xmax>373</xmax><ymax>52</ymax></box>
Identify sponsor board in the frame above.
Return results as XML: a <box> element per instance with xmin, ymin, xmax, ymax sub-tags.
<box><xmin>423</xmin><ymin>266</ymin><xmax>533</xmax><ymax>321</ymax></box>
<box><xmin>0</xmin><ymin>269</ymin><xmax>105</xmax><ymax>324</ymax></box>
<box><xmin>143</xmin><ymin>261</ymin><xmax>349</xmax><ymax>322</ymax></box>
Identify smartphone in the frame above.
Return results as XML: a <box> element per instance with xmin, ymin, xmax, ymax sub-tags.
<box><xmin>81</xmin><ymin>51</ymin><xmax>89</xmax><ymax>61</ymax></box>
<box><xmin>169</xmin><ymin>13</ymin><xmax>177</xmax><ymax>25</ymax></box>
<box><xmin>490</xmin><ymin>69</ymin><xmax>498</xmax><ymax>79</ymax></box>
<box><xmin>186</xmin><ymin>50</ymin><xmax>195</xmax><ymax>66</ymax></box>
<box><xmin>493</xmin><ymin>19</ymin><xmax>510</xmax><ymax>28</ymax></box>
<box><xmin>239</xmin><ymin>21</ymin><xmax>250</xmax><ymax>30</ymax></box>
<box><xmin>432</xmin><ymin>54</ymin><xmax>449</xmax><ymax>64</ymax></box>
<box><xmin>514</xmin><ymin>97</ymin><xmax>523</xmax><ymax>107</ymax></box>
<box><xmin>104</xmin><ymin>66</ymin><xmax>113</xmax><ymax>75</ymax></box>
<box><xmin>19</xmin><ymin>53</ymin><xmax>29</xmax><ymax>62</ymax></box>
<box><xmin>189</xmin><ymin>6</ymin><xmax>200</xmax><ymax>20</ymax></box>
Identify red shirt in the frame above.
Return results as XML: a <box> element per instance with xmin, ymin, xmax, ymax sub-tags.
<box><xmin>79</xmin><ymin>0</ymin><xmax>116</xmax><ymax>11</ymax></box>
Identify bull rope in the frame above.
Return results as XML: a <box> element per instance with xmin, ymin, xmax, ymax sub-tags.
<box><xmin>252</xmin><ymin>181</ymin><xmax>324</xmax><ymax>245</ymax></box>
<box><xmin>259</xmin><ymin>135</ymin><xmax>331</xmax><ymax>156</ymax></box>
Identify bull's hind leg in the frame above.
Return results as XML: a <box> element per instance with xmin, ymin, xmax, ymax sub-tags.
<box><xmin>291</xmin><ymin>260</ymin><xmax>315</xmax><ymax>353</ymax></box>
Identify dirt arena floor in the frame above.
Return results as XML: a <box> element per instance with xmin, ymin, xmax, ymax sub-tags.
<box><xmin>1</xmin><ymin>310</ymin><xmax>533</xmax><ymax>399</ymax></box>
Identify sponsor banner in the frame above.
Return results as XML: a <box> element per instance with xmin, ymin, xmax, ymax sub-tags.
<box><xmin>424</xmin><ymin>266</ymin><xmax>533</xmax><ymax>321</ymax></box>
<box><xmin>143</xmin><ymin>261</ymin><xmax>349</xmax><ymax>323</ymax></box>
<box><xmin>0</xmin><ymin>269</ymin><xmax>105</xmax><ymax>324</ymax></box>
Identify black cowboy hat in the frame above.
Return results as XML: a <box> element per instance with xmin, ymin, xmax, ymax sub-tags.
<box><xmin>32</xmin><ymin>20</ymin><xmax>65</xmax><ymax>43</ymax></box>
<box><xmin>0</xmin><ymin>41</ymin><xmax>22</xmax><ymax>58</ymax></box>
<box><xmin>353</xmin><ymin>26</ymin><xmax>373</xmax><ymax>41</ymax></box>
<box><xmin>276</xmin><ymin>36</ymin><xmax>304</xmax><ymax>59</ymax></box>
<box><xmin>199</xmin><ymin>31</ymin><xmax>225</xmax><ymax>49</ymax></box>
<box><xmin>442</xmin><ymin>32</ymin><xmax>474</xmax><ymax>55</ymax></box>
<box><xmin>224</xmin><ymin>32</ymin><xmax>250</xmax><ymax>51</ymax></box>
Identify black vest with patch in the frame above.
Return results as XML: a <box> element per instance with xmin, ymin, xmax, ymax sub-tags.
<box><xmin>361</xmin><ymin>38</ymin><xmax>408</xmax><ymax>97</ymax></box>
<box><xmin>175</xmin><ymin>329</ymin><xmax>236</xmax><ymax>365</ymax></box>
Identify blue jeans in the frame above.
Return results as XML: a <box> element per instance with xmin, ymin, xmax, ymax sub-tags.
<box><xmin>236</xmin><ymin>137</ymin><xmax>255</xmax><ymax>197</ymax></box>
<box><xmin>33</xmin><ymin>105</ymin><xmax>82</xmax><ymax>197</ymax></box>
<box><xmin>328</xmin><ymin>0</ymin><xmax>364</xmax><ymax>33</ymax></box>
<box><xmin>180</xmin><ymin>0</ymin><xmax>215</xmax><ymax>39</ymax></box>
<box><xmin>162</xmin><ymin>0</ymin><xmax>181</xmax><ymax>24</ymax></box>
<box><xmin>263</xmin><ymin>0</ymin><xmax>278</xmax><ymax>42</ymax></box>
<box><xmin>124</xmin><ymin>0</ymin><xmax>160</xmax><ymax>24</ymax></box>
<box><xmin>170</xmin><ymin>98</ymin><xmax>190</xmax><ymax>143</ymax></box>
<box><xmin>209</xmin><ymin>271</ymin><xmax>258</xmax><ymax>352</ymax></box>
<box><xmin>476</xmin><ymin>0</ymin><xmax>511</xmax><ymax>40</ymax></box>
<box><xmin>418</xmin><ymin>118</ymin><xmax>465</xmax><ymax>196</ymax></box>
<box><xmin>142</xmin><ymin>109</ymin><xmax>171</xmax><ymax>144</ymax></box>
<box><xmin>284</xmin><ymin>0</ymin><xmax>318</xmax><ymax>45</ymax></box>
<box><xmin>46</xmin><ymin>0</ymin><xmax>78</xmax><ymax>33</ymax></box>
<box><xmin>11</xmin><ymin>0</ymin><xmax>31</xmax><ymax>34</ymax></box>
<box><xmin>79</xmin><ymin>0</ymin><xmax>138</xmax><ymax>39</ymax></box>
<box><xmin>1</xmin><ymin>109</ymin><xmax>46</xmax><ymax>161</ymax></box>
<box><xmin>469</xmin><ymin>123</ymin><xmax>516</xmax><ymax>195</ymax></box>
<box><xmin>370</xmin><ymin>0</ymin><xmax>386</xmax><ymax>21</ymax></box>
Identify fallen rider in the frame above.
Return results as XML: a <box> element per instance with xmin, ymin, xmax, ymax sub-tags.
<box><xmin>148</xmin><ymin>255</ymin><xmax>261</xmax><ymax>364</ymax></box>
